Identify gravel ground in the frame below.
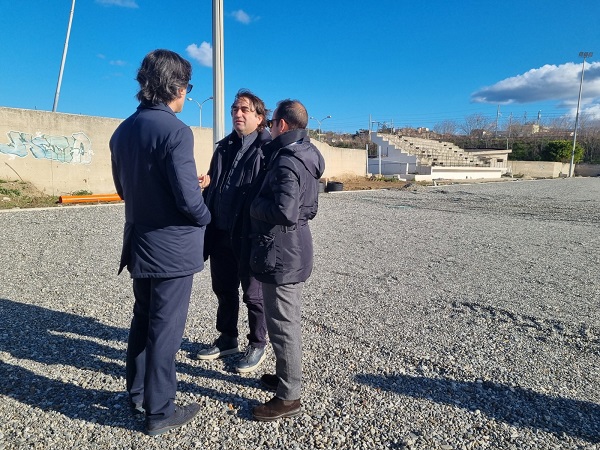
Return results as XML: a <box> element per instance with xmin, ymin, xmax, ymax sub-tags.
<box><xmin>0</xmin><ymin>177</ymin><xmax>599</xmax><ymax>449</ymax></box>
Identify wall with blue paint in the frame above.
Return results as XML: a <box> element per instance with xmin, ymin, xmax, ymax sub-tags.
<box><xmin>0</xmin><ymin>107</ymin><xmax>366</xmax><ymax>195</ymax></box>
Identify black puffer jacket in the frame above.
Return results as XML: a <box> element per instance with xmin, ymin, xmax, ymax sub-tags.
<box><xmin>248</xmin><ymin>129</ymin><xmax>325</xmax><ymax>285</ymax></box>
<box><xmin>203</xmin><ymin>128</ymin><xmax>271</xmax><ymax>260</ymax></box>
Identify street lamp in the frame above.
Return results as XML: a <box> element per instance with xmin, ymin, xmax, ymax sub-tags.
<box><xmin>569</xmin><ymin>51</ymin><xmax>593</xmax><ymax>177</ymax></box>
<box><xmin>309</xmin><ymin>115</ymin><xmax>331</xmax><ymax>141</ymax></box>
<box><xmin>187</xmin><ymin>96</ymin><xmax>213</xmax><ymax>128</ymax></box>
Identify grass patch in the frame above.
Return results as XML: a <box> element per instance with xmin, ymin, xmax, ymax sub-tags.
<box><xmin>0</xmin><ymin>187</ymin><xmax>21</xmax><ymax>196</ymax></box>
<box><xmin>0</xmin><ymin>179</ymin><xmax>59</xmax><ymax>209</ymax></box>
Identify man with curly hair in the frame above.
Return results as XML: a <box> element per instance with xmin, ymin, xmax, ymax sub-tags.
<box><xmin>110</xmin><ymin>49</ymin><xmax>211</xmax><ymax>436</ymax></box>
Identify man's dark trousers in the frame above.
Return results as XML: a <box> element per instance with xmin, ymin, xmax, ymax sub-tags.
<box><xmin>210</xmin><ymin>229</ymin><xmax>266</xmax><ymax>348</ymax></box>
<box><xmin>126</xmin><ymin>275</ymin><xmax>193</xmax><ymax>423</ymax></box>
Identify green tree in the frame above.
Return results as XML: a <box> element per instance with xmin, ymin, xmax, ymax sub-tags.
<box><xmin>542</xmin><ymin>140</ymin><xmax>584</xmax><ymax>163</ymax></box>
<box><xmin>509</xmin><ymin>141</ymin><xmax>539</xmax><ymax>160</ymax></box>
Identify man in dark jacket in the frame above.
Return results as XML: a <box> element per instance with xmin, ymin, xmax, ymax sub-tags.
<box><xmin>197</xmin><ymin>89</ymin><xmax>271</xmax><ymax>373</ymax></box>
<box><xmin>110</xmin><ymin>49</ymin><xmax>211</xmax><ymax>436</ymax></box>
<box><xmin>248</xmin><ymin>99</ymin><xmax>325</xmax><ymax>421</ymax></box>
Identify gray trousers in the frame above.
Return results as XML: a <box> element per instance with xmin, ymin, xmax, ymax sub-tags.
<box><xmin>262</xmin><ymin>282</ymin><xmax>304</xmax><ymax>400</ymax></box>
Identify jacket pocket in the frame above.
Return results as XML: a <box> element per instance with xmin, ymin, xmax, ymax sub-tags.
<box><xmin>249</xmin><ymin>233</ymin><xmax>276</xmax><ymax>274</ymax></box>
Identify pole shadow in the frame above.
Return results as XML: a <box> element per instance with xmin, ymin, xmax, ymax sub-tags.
<box><xmin>355</xmin><ymin>373</ymin><xmax>600</xmax><ymax>443</ymax></box>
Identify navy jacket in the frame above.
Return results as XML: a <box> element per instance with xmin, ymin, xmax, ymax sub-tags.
<box><xmin>110</xmin><ymin>103</ymin><xmax>211</xmax><ymax>278</ymax></box>
<box><xmin>249</xmin><ymin>129</ymin><xmax>325</xmax><ymax>285</ymax></box>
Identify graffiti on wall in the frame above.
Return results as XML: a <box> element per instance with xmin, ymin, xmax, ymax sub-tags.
<box><xmin>0</xmin><ymin>131</ymin><xmax>93</xmax><ymax>164</ymax></box>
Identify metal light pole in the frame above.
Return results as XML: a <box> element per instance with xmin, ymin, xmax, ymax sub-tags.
<box><xmin>187</xmin><ymin>96</ymin><xmax>213</xmax><ymax>128</ymax></box>
<box><xmin>309</xmin><ymin>115</ymin><xmax>331</xmax><ymax>141</ymax></box>
<box><xmin>569</xmin><ymin>51</ymin><xmax>593</xmax><ymax>177</ymax></box>
<box><xmin>53</xmin><ymin>0</ymin><xmax>76</xmax><ymax>112</ymax></box>
<box><xmin>212</xmin><ymin>0</ymin><xmax>225</xmax><ymax>146</ymax></box>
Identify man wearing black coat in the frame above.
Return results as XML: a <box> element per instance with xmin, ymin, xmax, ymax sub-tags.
<box><xmin>110</xmin><ymin>49</ymin><xmax>211</xmax><ymax>436</ymax></box>
<box><xmin>197</xmin><ymin>90</ymin><xmax>271</xmax><ymax>373</ymax></box>
<box><xmin>248</xmin><ymin>100</ymin><xmax>325</xmax><ymax>421</ymax></box>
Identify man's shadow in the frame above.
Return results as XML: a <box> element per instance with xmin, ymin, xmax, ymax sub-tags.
<box><xmin>0</xmin><ymin>297</ymin><xmax>135</xmax><ymax>430</ymax></box>
<box><xmin>355</xmin><ymin>373</ymin><xmax>600</xmax><ymax>444</ymax></box>
<box><xmin>0</xmin><ymin>298</ymin><xmax>261</xmax><ymax>428</ymax></box>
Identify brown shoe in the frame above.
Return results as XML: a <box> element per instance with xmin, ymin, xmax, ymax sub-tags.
<box><xmin>253</xmin><ymin>396</ymin><xmax>301</xmax><ymax>421</ymax></box>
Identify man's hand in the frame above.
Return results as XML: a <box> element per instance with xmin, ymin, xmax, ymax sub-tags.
<box><xmin>198</xmin><ymin>174</ymin><xmax>211</xmax><ymax>189</ymax></box>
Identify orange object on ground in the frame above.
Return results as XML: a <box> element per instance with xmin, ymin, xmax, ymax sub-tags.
<box><xmin>58</xmin><ymin>193</ymin><xmax>122</xmax><ymax>204</ymax></box>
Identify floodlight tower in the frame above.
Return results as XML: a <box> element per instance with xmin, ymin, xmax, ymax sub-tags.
<box><xmin>569</xmin><ymin>51</ymin><xmax>593</xmax><ymax>177</ymax></box>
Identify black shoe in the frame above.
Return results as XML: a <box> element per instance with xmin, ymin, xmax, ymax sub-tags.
<box><xmin>253</xmin><ymin>396</ymin><xmax>301</xmax><ymax>421</ymax></box>
<box><xmin>236</xmin><ymin>346</ymin><xmax>266</xmax><ymax>373</ymax></box>
<box><xmin>196</xmin><ymin>334</ymin><xmax>239</xmax><ymax>361</ymax></box>
<box><xmin>145</xmin><ymin>403</ymin><xmax>201</xmax><ymax>436</ymax></box>
<box><xmin>260</xmin><ymin>373</ymin><xmax>279</xmax><ymax>392</ymax></box>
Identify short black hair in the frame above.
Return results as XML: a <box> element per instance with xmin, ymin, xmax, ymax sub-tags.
<box><xmin>136</xmin><ymin>49</ymin><xmax>192</xmax><ymax>106</ymax></box>
<box><xmin>274</xmin><ymin>99</ymin><xmax>308</xmax><ymax>130</ymax></box>
<box><xmin>231</xmin><ymin>89</ymin><xmax>268</xmax><ymax>131</ymax></box>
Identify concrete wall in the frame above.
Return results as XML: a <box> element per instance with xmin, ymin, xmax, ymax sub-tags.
<box><xmin>315</xmin><ymin>143</ymin><xmax>367</xmax><ymax>179</ymax></box>
<box><xmin>0</xmin><ymin>107</ymin><xmax>366</xmax><ymax>195</ymax></box>
<box><xmin>503</xmin><ymin>161</ymin><xmax>600</xmax><ymax>178</ymax></box>
<box><xmin>575</xmin><ymin>163</ymin><xmax>600</xmax><ymax>177</ymax></box>
<box><xmin>507</xmin><ymin>161</ymin><xmax>568</xmax><ymax>178</ymax></box>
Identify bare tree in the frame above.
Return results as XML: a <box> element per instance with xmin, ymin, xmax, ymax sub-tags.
<box><xmin>547</xmin><ymin>116</ymin><xmax>573</xmax><ymax>133</ymax></box>
<box><xmin>433</xmin><ymin>120</ymin><xmax>458</xmax><ymax>137</ymax></box>
<box><xmin>578</xmin><ymin>114</ymin><xmax>600</xmax><ymax>162</ymax></box>
<box><xmin>459</xmin><ymin>113</ymin><xmax>493</xmax><ymax>136</ymax></box>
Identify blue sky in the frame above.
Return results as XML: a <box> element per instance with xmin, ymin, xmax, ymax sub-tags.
<box><xmin>1</xmin><ymin>0</ymin><xmax>600</xmax><ymax>134</ymax></box>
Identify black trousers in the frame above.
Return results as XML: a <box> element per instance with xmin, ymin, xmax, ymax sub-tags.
<box><xmin>126</xmin><ymin>275</ymin><xmax>193</xmax><ymax>423</ymax></box>
<box><xmin>210</xmin><ymin>229</ymin><xmax>266</xmax><ymax>348</ymax></box>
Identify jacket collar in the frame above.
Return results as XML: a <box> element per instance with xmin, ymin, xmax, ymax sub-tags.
<box><xmin>217</xmin><ymin>128</ymin><xmax>272</xmax><ymax>147</ymax></box>
<box><xmin>137</xmin><ymin>102</ymin><xmax>176</xmax><ymax>116</ymax></box>
<box><xmin>270</xmin><ymin>128</ymin><xmax>308</xmax><ymax>150</ymax></box>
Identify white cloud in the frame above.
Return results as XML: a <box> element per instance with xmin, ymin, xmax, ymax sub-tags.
<box><xmin>110</xmin><ymin>60</ymin><xmax>127</xmax><ymax>66</ymax></box>
<box><xmin>97</xmin><ymin>54</ymin><xmax>106</xmax><ymax>59</ymax></box>
<box><xmin>186</xmin><ymin>43</ymin><xmax>213</xmax><ymax>68</ymax></box>
<box><xmin>580</xmin><ymin>103</ymin><xmax>600</xmax><ymax>121</ymax></box>
<box><xmin>96</xmin><ymin>0</ymin><xmax>139</xmax><ymax>8</ymax></box>
<box><xmin>231</xmin><ymin>9</ymin><xmax>253</xmax><ymax>24</ymax></box>
<box><xmin>472</xmin><ymin>61</ymin><xmax>600</xmax><ymax>106</ymax></box>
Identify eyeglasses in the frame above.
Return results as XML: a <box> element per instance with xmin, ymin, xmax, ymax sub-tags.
<box><xmin>267</xmin><ymin>118</ymin><xmax>279</xmax><ymax>129</ymax></box>
<box><xmin>186</xmin><ymin>84</ymin><xmax>193</xmax><ymax>94</ymax></box>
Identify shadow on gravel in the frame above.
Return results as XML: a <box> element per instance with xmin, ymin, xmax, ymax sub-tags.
<box><xmin>356</xmin><ymin>373</ymin><xmax>600</xmax><ymax>444</ymax></box>
<box><xmin>176</xmin><ymin>339</ymin><xmax>269</xmax><ymax>420</ymax></box>
<box><xmin>0</xmin><ymin>298</ymin><xmax>261</xmax><ymax>425</ymax></box>
<box><xmin>0</xmin><ymin>297</ymin><xmax>138</xmax><ymax>431</ymax></box>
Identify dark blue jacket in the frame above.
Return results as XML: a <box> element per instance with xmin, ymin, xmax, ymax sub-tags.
<box><xmin>203</xmin><ymin>128</ymin><xmax>271</xmax><ymax>260</ymax></box>
<box><xmin>110</xmin><ymin>103</ymin><xmax>211</xmax><ymax>278</ymax></box>
<box><xmin>249</xmin><ymin>129</ymin><xmax>325</xmax><ymax>285</ymax></box>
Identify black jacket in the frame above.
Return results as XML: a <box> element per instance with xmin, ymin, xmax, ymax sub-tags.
<box><xmin>203</xmin><ymin>129</ymin><xmax>271</xmax><ymax>260</ymax></box>
<box><xmin>248</xmin><ymin>129</ymin><xmax>325</xmax><ymax>285</ymax></box>
<box><xmin>110</xmin><ymin>103</ymin><xmax>211</xmax><ymax>278</ymax></box>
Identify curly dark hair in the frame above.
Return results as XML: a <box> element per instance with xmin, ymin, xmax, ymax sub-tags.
<box><xmin>231</xmin><ymin>89</ymin><xmax>269</xmax><ymax>131</ymax></box>
<box><xmin>136</xmin><ymin>49</ymin><xmax>192</xmax><ymax>106</ymax></box>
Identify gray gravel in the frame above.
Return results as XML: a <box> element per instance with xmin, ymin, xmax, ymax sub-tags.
<box><xmin>0</xmin><ymin>177</ymin><xmax>599</xmax><ymax>449</ymax></box>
